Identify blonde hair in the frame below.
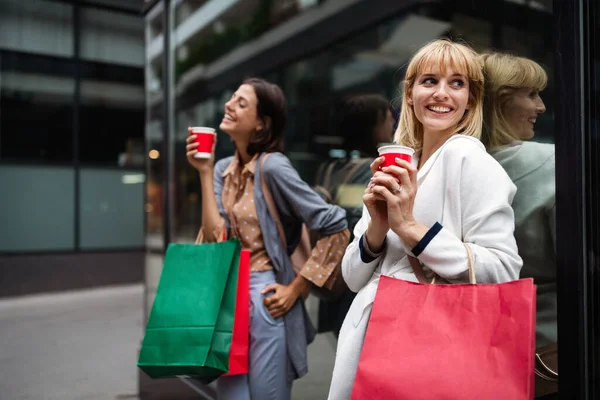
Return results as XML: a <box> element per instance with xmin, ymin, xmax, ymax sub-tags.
<box><xmin>480</xmin><ymin>52</ymin><xmax>548</xmax><ymax>149</ymax></box>
<box><xmin>394</xmin><ymin>39</ymin><xmax>485</xmax><ymax>152</ymax></box>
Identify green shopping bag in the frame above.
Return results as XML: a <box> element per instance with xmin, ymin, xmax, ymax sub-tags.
<box><xmin>137</xmin><ymin>238</ymin><xmax>242</xmax><ymax>382</ymax></box>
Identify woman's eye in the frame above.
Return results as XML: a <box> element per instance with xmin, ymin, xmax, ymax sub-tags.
<box><xmin>422</xmin><ymin>78</ymin><xmax>436</xmax><ymax>84</ymax></box>
<box><xmin>529</xmin><ymin>90</ymin><xmax>539</xmax><ymax>98</ymax></box>
<box><xmin>451</xmin><ymin>79</ymin><xmax>465</xmax><ymax>88</ymax></box>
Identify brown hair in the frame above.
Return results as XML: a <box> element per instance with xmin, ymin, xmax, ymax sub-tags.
<box><xmin>243</xmin><ymin>77</ymin><xmax>287</xmax><ymax>155</ymax></box>
<box><xmin>339</xmin><ymin>94</ymin><xmax>391</xmax><ymax>155</ymax></box>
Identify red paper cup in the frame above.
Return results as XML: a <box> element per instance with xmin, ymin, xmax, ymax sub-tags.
<box><xmin>377</xmin><ymin>145</ymin><xmax>415</xmax><ymax>169</ymax></box>
<box><xmin>190</xmin><ymin>127</ymin><xmax>216</xmax><ymax>159</ymax></box>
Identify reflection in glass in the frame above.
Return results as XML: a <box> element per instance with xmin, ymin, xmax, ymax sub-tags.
<box><xmin>0</xmin><ymin>69</ymin><xmax>74</xmax><ymax>162</ymax></box>
<box><xmin>146</xmin><ymin>120</ymin><xmax>165</xmax><ymax>249</ymax></box>
<box><xmin>481</xmin><ymin>52</ymin><xmax>557</xmax><ymax>396</ymax></box>
<box><xmin>80</xmin><ymin>8</ymin><xmax>144</xmax><ymax>67</ymax></box>
<box><xmin>79</xmin><ymin>168</ymin><xmax>145</xmax><ymax>249</ymax></box>
<box><xmin>173</xmin><ymin>97</ymin><xmax>226</xmax><ymax>242</ymax></box>
<box><xmin>0</xmin><ymin>0</ymin><xmax>73</xmax><ymax>57</ymax></box>
<box><xmin>0</xmin><ymin>166</ymin><xmax>75</xmax><ymax>251</ymax></box>
<box><xmin>145</xmin><ymin>1</ymin><xmax>166</xmax><ymax>251</ymax></box>
<box><xmin>80</xmin><ymin>80</ymin><xmax>145</xmax><ymax>166</ymax></box>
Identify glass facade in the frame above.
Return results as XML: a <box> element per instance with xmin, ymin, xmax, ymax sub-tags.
<box><xmin>0</xmin><ymin>52</ymin><xmax>76</xmax><ymax>162</ymax></box>
<box><xmin>0</xmin><ymin>1</ymin><xmax>146</xmax><ymax>253</ymax></box>
<box><xmin>145</xmin><ymin>1</ymin><xmax>168</xmax><ymax>252</ymax></box>
<box><xmin>143</xmin><ymin>0</ymin><xmax>599</xmax><ymax>397</ymax></box>
<box><xmin>160</xmin><ymin>0</ymin><xmax>554</xmax><ymax>246</ymax></box>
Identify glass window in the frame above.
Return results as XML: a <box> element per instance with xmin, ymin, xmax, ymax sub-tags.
<box><xmin>172</xmin><ymin>95</ymin><xmax>231</xmax><ymax>242</ymax></box>
<box><xmin>0</xmin><ymin>0</ymin><xmax>74</xmax><ymax>58</ymax></box>
<box><xmin>144</xmin><ymin>1</ymin><xmax>167</xmax><ymax>254</ymax></box>
<box><xmin>449</xmin><ymin>13</ymin><xmax>492</xmax><ymax>52</ymax></box>
<box><xmin>0</xmin><ymin>165</ymin><xmax>75</xmax><ymax>252</ymax></box>
<box><xmin>0</xmin><ymin>54</ymin><xmax>75</xmax><ymax>163</ymax></box>
<box><xmin>79</xmin><ymin>79</ymin><xmax>145</xmax><ymax>166</ymax></box>
<box><xmin>80</xmin><ymin>8</ymin><xmax>145</xmax><ymax>67</ymax></box>
<box><xmin>499</xmin><ymin>11</ymin><xmax>554</xmax><ymax>143</ymax></box>
<box><xmin>79</xmin><ymin>168</ymin><xmax>145</xmax><ymax>249</ymax></box>
<box><xmin>280</xmin><ymin>53</ymin><xmax>335</xmax><ymax>178</ymax></box>
<box><xmin>146</xmin><ymin>119</ymin><xmax>165</xmax><ymax>250</ymax></box>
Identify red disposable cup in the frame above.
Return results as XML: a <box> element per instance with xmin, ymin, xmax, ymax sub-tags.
<box><xmin>189</xmin><ymin>127</ymin><xmax>216</xmax><ymax>159</ymax></box>
<box><xmin>377</xmin><ymin>145</ymin><xmax>415</xmax><ymax>169</ymax></box>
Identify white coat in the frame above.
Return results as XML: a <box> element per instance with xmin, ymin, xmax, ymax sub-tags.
<box><xmin>327</xmin><ymin>135</ymin><xmax>523</xmax><ymax>400</ymax></box>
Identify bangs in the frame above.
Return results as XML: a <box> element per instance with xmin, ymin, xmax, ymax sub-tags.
<box><xmin>514</xmin><ymin>58</ymin><xmax>548</xmax><ymax>91</ymax></box>
<box><xmin>482</xmin><ymin>53</ymin><xmax>548</xmax><ymax>92</ymax></box>
<box><xmin>408</xmin><ymin>40</ymin><xmax>482</xmax><ymax>82</ymax></box>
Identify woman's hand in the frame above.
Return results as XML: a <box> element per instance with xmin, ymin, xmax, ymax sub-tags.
<box><xmin>363</xmin><ymin>157</ymin><xmax>390</xmax><ymax>233</ymax></box>
<box><xmin>370</xmin><ymin>158</ymin><xmax>424</xmax><ymax>246</ymax></box>
<box><xmin>186</xmin><ymin>128</ymin><xmax>217</xmax><ymax>174</ymax></box>
<box><xmin>261</xmin><ymin>283</ymin><xmax>302</xmax><ymax>319</ymax></box>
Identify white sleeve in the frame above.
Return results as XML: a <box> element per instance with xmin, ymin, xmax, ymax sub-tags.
<box><xmin>416</xmin><ymin>148</ymin><xmax>522</xmax><ymax>283</ymax></box>
<box><xmin>341</xmin><ymin>206</ymin><xmax>383</xmax><ymax>292</ymax></box>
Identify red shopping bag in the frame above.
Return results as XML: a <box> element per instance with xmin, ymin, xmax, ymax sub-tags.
<box><xmin>351</xmin><ymin>275</ymin><xmax>536</xmax><ymax>400</ymax></box>
<box><xmin>223</xmin><ymin>249</ymin><xmax>250</xmax><ymax>376</ymax></box>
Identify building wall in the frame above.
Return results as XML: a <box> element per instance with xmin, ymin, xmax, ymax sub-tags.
<box><xmin>0</xmin><ymin>0</ymin><xmax>147</xmax><ymax>297</ymax></box>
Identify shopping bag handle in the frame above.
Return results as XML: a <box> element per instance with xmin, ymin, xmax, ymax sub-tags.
<box><xmin>259</xmin><ymin>153</ymin><xmax>288</xmax><ymax>249</ymax></box>
<box><xmin>408</xmin><ymin>243</ymin><xmax>476</xmax><ymax>284</ymax></box>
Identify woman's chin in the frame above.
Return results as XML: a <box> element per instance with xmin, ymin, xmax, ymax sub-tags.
<box><xmin>519</xmin><ymin>130</ymin><xmax>535</xmax><ymax>140</ymax></box>
<box><xmin>219</xmin><ymin>122</ymin><xmax>233</xmax><ymax>134</ymax></box>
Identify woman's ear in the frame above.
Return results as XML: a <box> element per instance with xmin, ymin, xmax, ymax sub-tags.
<box><xmin>257</xmin><ymin>116</ymin><xmax>271</xmax><ymax>132</ymax></box>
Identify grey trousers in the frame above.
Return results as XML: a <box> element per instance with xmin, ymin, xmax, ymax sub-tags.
<box><xmin>217</xmin><ymin>270</ymin><xmax>291</xmax><ymax>400</ymax></box>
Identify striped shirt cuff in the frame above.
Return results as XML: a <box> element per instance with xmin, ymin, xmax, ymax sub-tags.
<box><xmin>359</xmin><ymin>233</ymin><xmax>385</xmax><ymax>263</ymax></box>
<box><xmin>411</xmin><ymin>222</ymin><xmax>443</xmax><ymax>257</ymax></box>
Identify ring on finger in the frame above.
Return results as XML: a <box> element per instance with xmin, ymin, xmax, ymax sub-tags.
<box><xmin>392</xmin><ymin>184</ymin><xmax>402</xmax><ymax>194</ymax></box>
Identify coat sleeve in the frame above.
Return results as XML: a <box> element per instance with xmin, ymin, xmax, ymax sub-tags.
<box><xmin>340</xmin><ymin>206</ymin><xmax>384</xmax><ymax>292</ymax></box>
<box><xmin>264</xmin><ymin>153</ymin><xmax>351</xmax><ymax>286</ymax></box>
<box><xmin>263</xmin><ymin>153</ymin><xmax>348</xmax><ymax>235</ymax></box>
<box><xmin>413</xmin><ymin>143</ymin><xmax>523</xmax><ymax>283</ymax></box>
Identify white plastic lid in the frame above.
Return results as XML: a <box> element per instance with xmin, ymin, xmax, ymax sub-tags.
<box><xmin>377</xmin><ymin>145</ymin><xmax>415</xmax><ymax>155</ymax></box>
<box><xmin>189</xmin><ymin>127</ymin><xmax>216</xmax><ymax>133</ymax></box>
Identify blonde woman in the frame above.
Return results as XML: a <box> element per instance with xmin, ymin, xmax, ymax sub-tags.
<box><xmin>481</xmin><ymin>52</ymin><xmax>556</xmax><ymax>399</ymax></box>
<box><xmin>327</xmin><ymin>39</ymin><xmax>523</xmax><ymax>400</ymax></box>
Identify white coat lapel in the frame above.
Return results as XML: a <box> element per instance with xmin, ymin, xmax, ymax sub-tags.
<box><xmin>415</xmin><ymin>135</ymin><xmax>480</xmax><ymax>184</ymax></box>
